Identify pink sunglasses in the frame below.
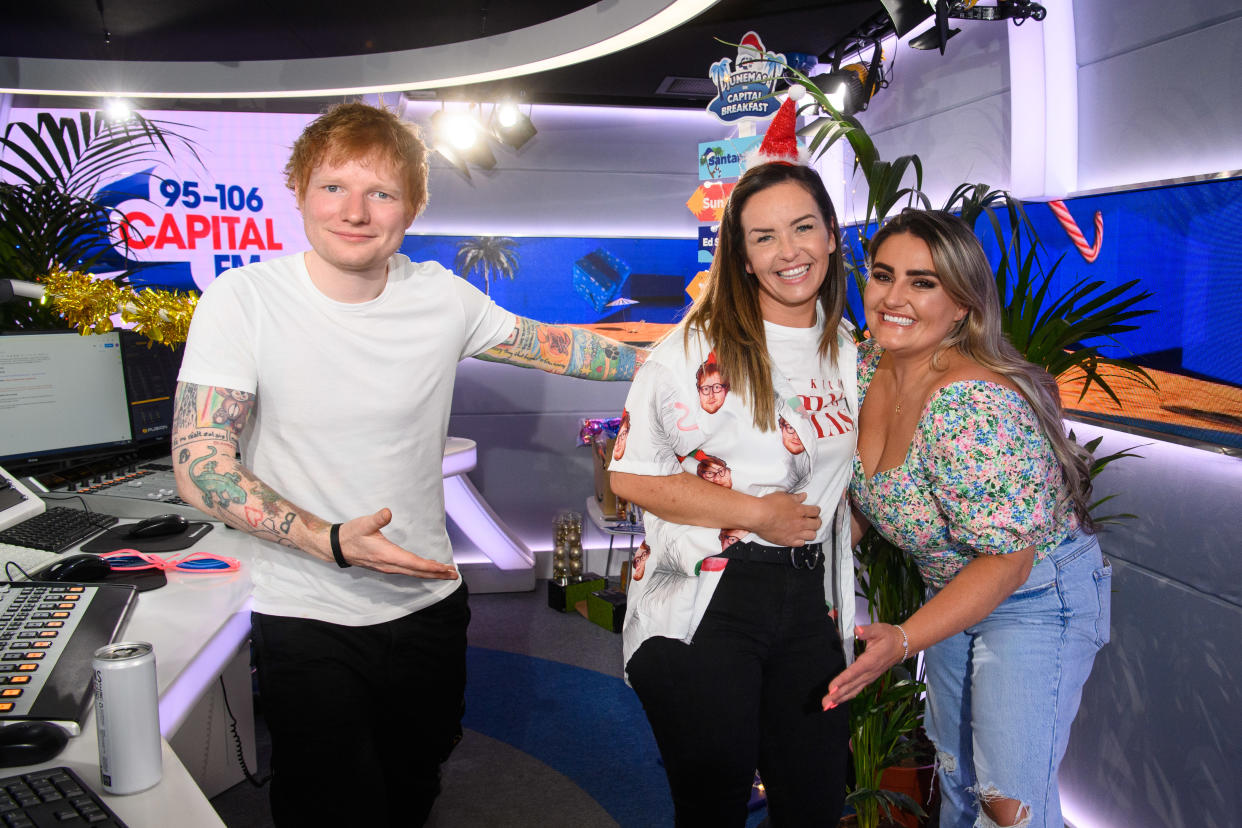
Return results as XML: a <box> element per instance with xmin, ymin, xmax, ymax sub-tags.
<box><xmin>101</xmin><ymin>550</ymin><xmax>240</xmax><ymax>574</ymax></box>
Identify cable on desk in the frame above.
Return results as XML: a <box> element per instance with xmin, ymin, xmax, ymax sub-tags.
<box><xmin>3</xmin><ymin>561</ymin><xmax>32</xmax><ymax>582</ymax></box>
<box><xmin>219</xmin><ymin>675</ymin><xmax>270</xmax><ymax>787</ymax></box>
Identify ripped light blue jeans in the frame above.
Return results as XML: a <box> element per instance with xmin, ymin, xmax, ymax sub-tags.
<box><xmin>923</xmin><ymin>532</ymin><xmax>1111</xmax><ymax>828</ymax></box>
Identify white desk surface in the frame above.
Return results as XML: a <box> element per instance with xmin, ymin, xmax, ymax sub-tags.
<box><xmin>2</xmin><ymin>522</ymin><xmax>255</xmax><ymax>827</ymax></box>
<box><xmin>0</xmin><ymin>437</ymin><xmax>480</xmax><ymax>825</ymax></box>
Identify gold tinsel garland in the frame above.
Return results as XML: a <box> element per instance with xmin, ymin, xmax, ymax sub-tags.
<box><xmin>39</xmin><ymin>269</ymin><xmax>199</xmax><ymax>345</ymax></box>
<box><xmin>123</xmin><ymin>287</ymin><xmax>199</xmax><ymax>346</ymax></box>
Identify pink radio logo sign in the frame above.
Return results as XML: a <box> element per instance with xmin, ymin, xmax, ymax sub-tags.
<box><xmin>102</xmin><ymin>167</ymin><xmax>294</xmax><ymax>293</ymax></box>
<box><xmin>117</xmin><ymin>178</ymin><xmax>284</xmax><ymax>272</ymax></box>
<box><xmin>0</xmin><ymin>107</ymin><xmax>314</xmax><ymax>294</ymax></box>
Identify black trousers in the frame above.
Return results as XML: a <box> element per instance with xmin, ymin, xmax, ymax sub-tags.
<box><xmin>251</xmin><ymin>584</ymin><xmax>469</xmax><ymax>828</ymax></box>
<box><xmin>627</xmin><ymin>560</ymin><xmax>850</xmax><ymax>828</ymax></box>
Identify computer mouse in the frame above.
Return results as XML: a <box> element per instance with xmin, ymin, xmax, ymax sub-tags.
<box><xmin>127</xmin><ymin>513</ymin><xmax>189</xmax><ymax>539</ymax></box>
<box><xmin>32</xmin><ymin>553</ymin><xmax>112</xmax><ymax>583</ymax></box>
<box><xmin>0</xmin><ymin>721</ymin><xmax>70</xmax><ymax>768</ymax></box>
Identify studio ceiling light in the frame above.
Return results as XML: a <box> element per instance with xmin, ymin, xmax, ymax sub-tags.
<box><xmin>880</xmin><ymin>0</ymin><xmax>1048</xmax><ymax>54</ymax></box>
<box><xmin>103</xmin><ymin>98</ymin><xmax>132</xmax><ymax>121</ymax></box>
<box><xmin>814</xmin><ymin>64</ymin><xmax>868</xmax><ymax>115</ymax></box>
<box><xmin>489</xmin><ymin>102</ymin><xmax>537</xmax><ymax>151</ymax></box>
<box><xmin>431</xmin><ymin>108</ymin><xmax>495</xmax><ymax>176</ymax></box>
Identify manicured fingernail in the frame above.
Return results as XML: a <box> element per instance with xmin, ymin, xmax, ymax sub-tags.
<box><xmin>824</xmin><ymin>702</ymin><xmax>837</xmax><ymax>710</ymax></box>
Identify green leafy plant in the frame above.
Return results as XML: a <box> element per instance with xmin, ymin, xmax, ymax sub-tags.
<box><xmin>0</xmin><ymin>110</ymin><xmax>197</xmax><ymax>330</ymax></box>
<box><xmin>846</xmin><ymin>670</ymin><xmax>928</xmax><ymax>828</ymax></box>
<box><xmin>846</xmin><ymin>530</ymin><xmax>931</xmax><ymax>828</ymax></box>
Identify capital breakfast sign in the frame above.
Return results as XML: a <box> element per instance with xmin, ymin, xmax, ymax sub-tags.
<box><xmin>706</xmin><ymin>31</ymin><xmax>788</xmax><ymax>124</ymax></box>
<box><xmin>5</xmin><ymin>108</ymin><xmax>314</xmax><ymax>294</ymax></box>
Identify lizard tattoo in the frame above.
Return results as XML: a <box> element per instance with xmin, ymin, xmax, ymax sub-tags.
<box><xmin>189</xmin><ymin>446</ymin><xmax>247</xmax><ymax>509</ymax></box>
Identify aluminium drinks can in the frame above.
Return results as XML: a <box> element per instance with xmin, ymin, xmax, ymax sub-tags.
<box><xmin>93</xmin><ymin>641</ymin><xmax>162</xmax><ymax>794</ymax></box>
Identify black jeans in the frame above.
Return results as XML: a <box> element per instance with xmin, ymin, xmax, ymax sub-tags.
<box><xmin>251</xmin><ymin>584</ymin><xmax>470</xmax><ymax>828</ymax></box>
<box><xmin>627</xmin><ymin>560</ymin><xmax>850</xmax><ymax>828</ymax></box>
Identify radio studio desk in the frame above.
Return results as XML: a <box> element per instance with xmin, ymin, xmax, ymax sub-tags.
<box><xmin>0</xmin><ymin>522</ymin><xmax>255</xmax><ymax>827</ymax></box>
<box><xmin>0</xmin><ymin>436</ymin><xmax>533</xmax><ymax>826</ymax></box>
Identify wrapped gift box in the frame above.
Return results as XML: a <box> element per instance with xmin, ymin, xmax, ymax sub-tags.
<box><xmin>588</xmin><ymin>588</ymin><xmax>627</xmax><ymax>633</ymax></box>
<box><xmin>547</xmin><ymin>573</ymin><xmax>606</xmax><ymax>613</ymax></box>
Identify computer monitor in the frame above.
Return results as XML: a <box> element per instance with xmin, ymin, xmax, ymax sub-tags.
<box><xmin>119</xmin><ymin>332</ymin><xmax>184</xmax><ymax>448</ymax></box>
<box><xmin>0</xmin><ymin>331</ymin><xmax>133</xmax><ymax>470</ymax></box>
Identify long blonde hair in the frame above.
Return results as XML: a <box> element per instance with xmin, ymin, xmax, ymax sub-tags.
<box><xmin>869</xmin><ymin>209</ymin><xmax>1096</xmax><ymax>530</ymax></box>
<box><xmin>681</xmin><ymin>163</ymin><xmax>848</xmax><ymax>430</ymax></box>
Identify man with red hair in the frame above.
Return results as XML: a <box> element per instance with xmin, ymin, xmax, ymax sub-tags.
<box><xmin>173</xmin><ymin>102</ymin><xmax>643</xmax><ymax>827</ymax></box>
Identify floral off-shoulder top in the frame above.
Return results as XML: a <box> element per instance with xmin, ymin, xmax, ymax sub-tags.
<box><xmin>849</xmin><ymin>340</ymin><xmax>1078</xmax><ymax>589</ymax></box>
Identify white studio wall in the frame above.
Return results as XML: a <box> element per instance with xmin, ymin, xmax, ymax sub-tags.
<box><xmin>412</xmin><ymin>101</ymin><xmax>735</xmax><ymax>239</ymax></box>
<box><xmin>1075</xmin><ymin>0</ymin><xmax>1242</xmax><ymax>191</ymax></box>
<box><xmin>1059</xmin><ymin>424</ymin><xmax>1242</xmax><ymax>828</ymax></box>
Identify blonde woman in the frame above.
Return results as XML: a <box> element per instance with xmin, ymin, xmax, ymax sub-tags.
<box><xmin>828</xmin><ymin>209</ymin><xmax>1112</xmax><ymax>828</ymax></box>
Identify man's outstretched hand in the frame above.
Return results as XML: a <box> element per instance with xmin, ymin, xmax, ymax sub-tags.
<box><xmin>333</xmin><ymin>508</ymin><xmax>459</xmax><ymax>579</ymax></box>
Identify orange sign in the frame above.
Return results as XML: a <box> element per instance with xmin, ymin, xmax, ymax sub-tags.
<box><xmin>686</xmin><ymin>181</ymin><xmax>734</xmax><ymax>222</ymax></box>
<box><xmin>685</xmin><ymin>269</ymin><xmax>711</xmax><ymax>302</ymax></box>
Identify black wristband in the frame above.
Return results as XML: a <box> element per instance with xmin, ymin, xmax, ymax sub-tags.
<box><xmin>330</xmin><ymin>523</ymin><xmax>350</xmax><ymax>568</ymax></box>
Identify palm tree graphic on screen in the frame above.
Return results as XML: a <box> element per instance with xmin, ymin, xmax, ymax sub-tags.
<box><xmin>454</xmin><ymin>236</ymin><xmax>519</xmax><ymax>295</ymax></box>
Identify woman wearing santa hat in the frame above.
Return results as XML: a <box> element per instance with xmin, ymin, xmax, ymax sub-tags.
<box><xmin>611</xmin><ymin>86</ymin><xmax>858</xmax><ymax>827</ymax></box>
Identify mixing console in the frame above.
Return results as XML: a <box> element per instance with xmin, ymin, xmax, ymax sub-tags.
<box><xmin>59</xmin><ymin>463</ymin><xmax>186</xmax><ymax>506</ymax></box>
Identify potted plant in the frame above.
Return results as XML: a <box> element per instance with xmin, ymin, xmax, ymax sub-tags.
<box><xmin>844</xmin><ymin>530</ymin><xmax>933</xmax><ymax>828</ymax></box>
<box><xmin>0</xmin><ymin>109</ymin><xmax>196</xmax><ymax>331</ymax></box>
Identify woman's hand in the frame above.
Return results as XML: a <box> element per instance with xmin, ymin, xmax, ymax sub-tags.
<box><xmin>822</xmin><ymin>623</ymin><xmax>906</xmax><ymax>708</ymax></box>
<box><xmin>822</xmin><ymin>546</ymin><xmax>1037</xmax><ymax>709</ymax></box>
<box><xmin>752</xmin><ymin>490</ymin><xmax>820</xmax><ymax>546</ymax></box>
<box><xmin>610</xmin><ymin>471</ymin><xmax>820</xmax><ymax>544</ymax></box>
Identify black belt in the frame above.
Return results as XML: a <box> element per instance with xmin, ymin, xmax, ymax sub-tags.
<box><xmin>716</xmin><ymin>541</ymin><xmax>824</xmax><ymax>570</ymax></box>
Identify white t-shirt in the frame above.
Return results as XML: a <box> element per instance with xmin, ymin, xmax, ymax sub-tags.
<box><xmin>610</xmin><ymin>318</ymin><xmax>858</xmax><ymax>673</ymax></box>
<box><xmin>178</xmin><ymin>252</ymin><xmax>515</xmax><ymax>625</ymax></box>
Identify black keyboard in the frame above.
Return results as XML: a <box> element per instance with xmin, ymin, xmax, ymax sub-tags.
<box><xmin>0</xmin><ymin>510</ymin><xmax>118</xmax><ymax>554</ymax></box>
<box><xmin>0</xmin><ymin>766</ymin><xmax>127</xmax><ymax>827</ymax></box>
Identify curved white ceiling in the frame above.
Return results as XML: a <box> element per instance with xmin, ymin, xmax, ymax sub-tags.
<box><xmin>0</xmin><ymin>0</ymin><xmax>718</xmax><ymax>99</ymax></box>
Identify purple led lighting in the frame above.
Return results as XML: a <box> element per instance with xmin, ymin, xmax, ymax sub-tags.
<box><xmin>442</xmin><ymin>474</ymin><xmax>534</xmax><ymax>570</ymax></box>
<box><xmin>1007</xmin><ymin>10</ymin><xmax>1078</xmax><ymax>199</ymax></box>
<box><xmin>442</xmin><ymin>436</ymin><xmax>478</xmax><ymax>477</ymax></box>
<box><xmin>1062</xmin><ymin>795</ymin><xmax>1115</xmax><ymax>828</ymax></box>
<box><xmin>158</xmin><ymin>603</ymin><xmax>253</xmax><ymax>739</ymax></box>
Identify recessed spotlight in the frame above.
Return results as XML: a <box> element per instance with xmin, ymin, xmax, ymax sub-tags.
<box><xmin>104</xmin><ymin>98</ymin><xmax>132</xmax><ymax>121</ymax></box>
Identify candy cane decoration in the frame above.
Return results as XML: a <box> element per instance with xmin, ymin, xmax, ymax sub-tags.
<box><xmin>1048</xmin><ymin>200</ymin><xmax>1103</xmax><ymax>263</ymax></box>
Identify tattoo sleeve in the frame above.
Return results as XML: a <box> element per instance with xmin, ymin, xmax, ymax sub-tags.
<box><xmin>478</xmin><ymin>317</ymin><xmax>648</xmax><ymax>381</ymax></box>
<box><xmin>171</xmin><ymin>382</ymin><xmax>329</xmax><ymax>552</ymax></box>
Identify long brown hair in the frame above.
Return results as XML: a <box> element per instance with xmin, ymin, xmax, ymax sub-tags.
<box><xmin>681</xmin><ymin>163</ymin><xmax>848</xmax><ymax>430</ymax></box>
<box><xmin>868</xmin><ymin>209</ymin><xmax>1096</xmax><ymax>530</ymax></box>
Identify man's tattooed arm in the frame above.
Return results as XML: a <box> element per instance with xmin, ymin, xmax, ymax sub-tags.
<box><xmin>477</xmin><ymin>316</ymin><xmax>648</xmax><ymax>381</ymax></box>
<box><xmin>170</xmin><ymin>382</ymin><xmax>458</xmax><ymax>579</ymax></box>
<box><xmin>171</xmin><ymin>382</ymin><xmax>327</xmax><ymax>552</ymax></box>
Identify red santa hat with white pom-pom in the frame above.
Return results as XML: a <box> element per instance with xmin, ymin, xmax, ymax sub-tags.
<box><xmin>748</xmin><ymin>84</ymin><xmax>809</xmax><ymax>167</ymax></box>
